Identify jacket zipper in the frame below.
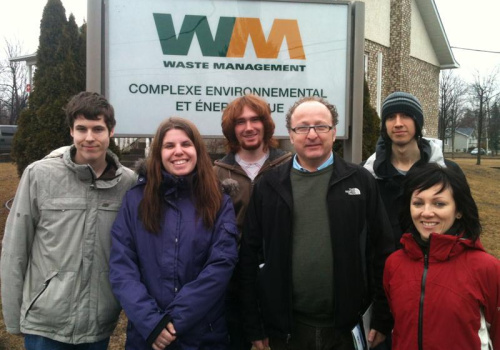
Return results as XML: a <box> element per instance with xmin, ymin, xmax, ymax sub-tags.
<box><xmin>286</xmin><ymin>198</ymin><xmax>293</xmax><ymax>344</ymax></box>
<box><xmin>418</xmin><ymin>253</ymin><xmax>429</xmax><ymax>350</ymax></box>
<box><xmin>88</xmin><ymin>165</ymin><xmax>96</xmax><ymax>189</ymax></box>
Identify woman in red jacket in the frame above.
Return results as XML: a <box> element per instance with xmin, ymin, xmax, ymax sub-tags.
<box><xmin>383</xmin><ymin>163</ymin><xmax>499</xmax><ymax>350</ymax></box>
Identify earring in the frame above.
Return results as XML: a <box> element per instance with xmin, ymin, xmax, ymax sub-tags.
<box><xmin>456</xmin><ymin>214</ymin><xmax>462</xmax><ymax>219</ymax></box>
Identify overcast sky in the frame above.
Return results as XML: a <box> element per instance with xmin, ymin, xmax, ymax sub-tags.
<box><xmin>1</xmin><ymin>0</ymin><xmax>499</xmax><ymax>83</ymax></box>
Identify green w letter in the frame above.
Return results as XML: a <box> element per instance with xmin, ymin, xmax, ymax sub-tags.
<box><xmin>153</xmin><ymin>14</ymin><xmax>236</xmax><ymax>57</ymax></box>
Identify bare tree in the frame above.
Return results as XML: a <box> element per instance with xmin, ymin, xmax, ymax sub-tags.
<box><xmin>439</xmin><ymin>70</ymin><xmax>467</xmax><ymax>157</ymax></box>
<box><xmin>470</xmin><ymin>69</ymin><xmax>498</xmax><ymax>165</ymax></box>
<box><xmin>0</xmin><ymin>38</ymin><xmax>29</xmax><ymax>125</ymax></box>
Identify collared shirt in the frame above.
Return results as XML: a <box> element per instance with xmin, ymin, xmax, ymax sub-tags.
<box><xmin>292</xmin><ymin>152</ymin><xmax>334</xmax><ymax>172</ymax></box>
<box><xmin>235</xmin><ymin>152</ymin><xmax>269</xmax><ymax>181</ymax></box>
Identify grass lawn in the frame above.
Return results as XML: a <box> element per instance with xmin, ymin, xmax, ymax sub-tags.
<box><xmin>0</xmin><ymin>156</ymin><xmax>499</xmax><ymax>349</ymax></box>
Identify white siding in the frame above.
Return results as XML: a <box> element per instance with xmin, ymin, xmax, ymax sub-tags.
<box><xmin>362</xmin><ymin>0</ymin><xmax>391</xmax><ymax>47</ymax></box>
<box><xmin>410</xmin><ymin>0</ymin><xmax>439</xmax><ymax>65</ymax></box>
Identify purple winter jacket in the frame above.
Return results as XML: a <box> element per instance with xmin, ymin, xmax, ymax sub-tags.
<box><xmin>109</xmin><ymin>172</ymin><xmax>238</xmax><ymax>349</ymax></box>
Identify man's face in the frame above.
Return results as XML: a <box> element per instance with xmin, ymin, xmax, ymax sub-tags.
<box><xmin>385</xmin><ymin>112</ymin><xmax>416</xmax><ymax>146</ymax></box>
<box><xmin>234</xmin><ymin>105</ymin><xmax>265</xmax><ymax>151</ymax></box>
<box><xmin>70</xmin><ymin>115</ymin><xmax>113</xmax><ymax>167</ymax></box>
<box><xmin>288</xmin><ymin>101</ymin><xmax>336</xmax><ymax>171</ymax></box>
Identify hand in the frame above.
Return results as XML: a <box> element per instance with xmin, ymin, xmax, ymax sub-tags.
<box><xmin>251</xmin><ymin>338</ymin><xmax>270</xmax><ymax>350</ymax></box>
<box><xmin>367</xmin><ymin>329</ymin><xmax>386</xmax><ymax>348</ymax></box>
<box><xmin>152</xmin><ymin>322</ymin><xmax>177</xmax><ymax>350</ymax></box>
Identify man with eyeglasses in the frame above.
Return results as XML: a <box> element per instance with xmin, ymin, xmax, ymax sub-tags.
<box><xmin>239</xmin><ymin>97</ymin><xmax>394</xmax><ymax>350</ymax></box>
<box><xmin>214</xmin><ymin>94</ymin><xmax>291</xmax><ymax>350</ymax></box>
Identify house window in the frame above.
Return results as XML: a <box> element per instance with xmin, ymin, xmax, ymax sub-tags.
<box><xmin>364</xmin><ymin>54</ymin><xmax>368</xmax><ymax>78</ymax></box>
<box><xmin>376</xmin><ymin>52</ymin><xmax>383</xmax><ymax>116</ymax></box>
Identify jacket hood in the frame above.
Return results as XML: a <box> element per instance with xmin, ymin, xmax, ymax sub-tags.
<box><xmin>220</xmin><ymin>177</ymin><xmax>240</xmax><ymax>197</ymax></box>
<box><xmin>135</xmin><ymin>158</ymin><xmax>147</xmax><ymax>177</ymax></box>
<box><xmin>400</xmin><ymin>232</ymin><xmax>485</xmax><ymax>262</ymax></box>
<box><xmin>363</xmin><ymin>137</ymin><xmax>446</xmax><ymax>179</ymax></box>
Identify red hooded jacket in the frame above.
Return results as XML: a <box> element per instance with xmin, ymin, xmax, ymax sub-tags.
<box><xmin>384</xmin><ymin>233</ymin><xmax>500</xmax><ymax>350</ymax></box>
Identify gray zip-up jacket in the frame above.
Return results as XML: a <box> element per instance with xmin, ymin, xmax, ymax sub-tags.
<box><xmin>1</xmin><ymin>146</ymin><xmax>136</xmax><ymax>344</ymax></box>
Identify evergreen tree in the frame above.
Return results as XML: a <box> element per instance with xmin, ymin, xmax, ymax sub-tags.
<box><xmin>333</xmin><ymin>79</ymin><xmax>380</xmax><ymax>160</ymax></box>
<box><xmin>12</xmin><ymin>0</ymin><xmax>86</xmax><ymax>175</ymax></box>
<box><xmin>490</xmin><ymin>102</ymin><xmax>500</xmax><ymax>155</ymax></box>
<box><xmin>362</xmin><ymin>79</ymin><xmax>380</xmax><ymax>160</ymax></box>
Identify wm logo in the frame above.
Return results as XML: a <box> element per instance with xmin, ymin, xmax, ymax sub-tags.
<box><xmin>153</xmin><ymin>14</ymin><xmax>306</xmax><ymax>59</ymax></box>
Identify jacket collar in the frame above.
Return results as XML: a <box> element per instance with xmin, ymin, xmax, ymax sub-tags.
<box><xmin>62</xmin><ymin>145</ymin><xmax>123</xmax><ymax>188</ymax></box>
<box><xmin>134</xmin><ymin>159</ymin><xmax>194</xmax><ymax>196</ymax></box>
<box><xmin>266</xmin><ymin>153</ymin><xmax>357</xmax><ymax>207</ymax></box>
<box><xmin>215</xmin><ymin>147</ymin><xmax>291</xmax><ymax>169</ymax></box>
<box><xmin>400</xmin><ymin>232</ymin><xmax>485</xmax><ymax>262</ymax></box>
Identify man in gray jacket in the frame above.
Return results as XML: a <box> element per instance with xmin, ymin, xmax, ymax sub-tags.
<box><xmin>1</xmin><ymin>92</ymin><xmax>136</xmax><ymax>349</ymax></box>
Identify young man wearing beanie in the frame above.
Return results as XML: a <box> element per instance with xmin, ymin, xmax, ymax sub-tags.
<box><xmin>363</xmin><ymin>91</ymin><xmax>463</xmax><ymax>249</ymax></box>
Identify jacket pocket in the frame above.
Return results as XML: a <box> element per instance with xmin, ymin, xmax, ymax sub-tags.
<box><xmin>39</xmin><ymin>199</ymin><xmax>87</xmax><ymax>260</ymax></box>
<box><xmin>186</xmin><ymin>310</ymin><xmax>227</xmax><ymax>348</ymax></box>
<box><xmin>23</xmin><ymin>271</ymin><xmax>75</xmax><ymax>332</ymax></box>
<box><xmin>96</xmin><ymin>271</ymin><xmax>121</xmax><ymax>329</ymax></box>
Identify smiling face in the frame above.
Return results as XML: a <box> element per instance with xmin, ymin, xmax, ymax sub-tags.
<box><xmin>288</xmin><ymin>101</ymin><xmax>336</xmax><ymax>171</ymax></box>
<box><xmin>385</xmin><ymin>112</ymin><xmax>416</xmax><ymax>146</ymax></box>
<box><xmin>410</xmin><ymin>183</ymin><xmax>461</xmax><ymax>241</ymax></box>
<box><xmin>234</xmin><ymin>105</ymin><xmax>265</xmax><ymax>151</ymax></box>
<box><xmin>70</xmin><ymin>115</ymin><xmax>113</xmax><ymax>168</ymax></box>
<box><xmin>161</xmin><ymin>129</ymin><xmax>197</xmax><ymax>176</ymax></box>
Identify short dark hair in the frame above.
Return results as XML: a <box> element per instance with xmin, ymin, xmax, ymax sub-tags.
<box><xmin>400</xmin><ymin>163</ymin><xmax>481</xmax><ymax>241</ymax></box>
<box><xmin>221</xmin><ymin>94</ymin><xmax>277</xmax><ymax>153</ymax></box>
<box><xmin>65</xmin><ymin>91</ymin><xmax>116</xmax><ymax>133</ymax></box>
<box><xmin>285</xmin><ymin>97</ymin><xmax>338</xmax><ymax>130</ymax></box>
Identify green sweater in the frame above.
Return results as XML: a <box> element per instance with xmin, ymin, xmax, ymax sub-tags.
<box><xmin>290</xmin><ymin>165</ymin><xmax>334</xmax><ymax>327</ymax></box>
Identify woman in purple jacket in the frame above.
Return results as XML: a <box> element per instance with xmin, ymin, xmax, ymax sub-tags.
<box><xmin>110</xmin><ymin>117</ymin><xmax>239</xmax><ymax>350</ymax></box>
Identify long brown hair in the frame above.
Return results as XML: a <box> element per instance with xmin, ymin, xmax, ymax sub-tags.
<box><xmin>139</xmin><ymin>117</ymin><xmax>222</xmax><ymax>232</ymax></box>
<box><xmin>221</xmin><ymin>94</ymin><xmax>278</xmax><ymax>153</ymax></box>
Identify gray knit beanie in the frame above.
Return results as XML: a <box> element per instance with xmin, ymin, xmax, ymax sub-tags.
<box><xmin>381</xmin><ymin>92</ymin><xmax>424</xmax><ymax>139</ymax></box>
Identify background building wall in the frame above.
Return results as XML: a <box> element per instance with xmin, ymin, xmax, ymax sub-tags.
<box><xmin>360</xmin><ymin>0</ymin><xmax>442</xmax><ymax>138</ymax></box>
<box><xmin>363</xmin><ymin>0</ymin><xmax>391</xmax><ymax>46</ymax></box>
<box><xmin>408</xmin><ymin>57</ymin><xmax>440</xmax><ymax>137</ymax></box>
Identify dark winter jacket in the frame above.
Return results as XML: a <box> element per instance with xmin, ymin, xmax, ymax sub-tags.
<box><xmin>363</xmin><ymin>138</ymin><xmax>464</xmax><ymax>248</ymax></box>
<box><xmin>109</xmin><ymin>171</ymin><xmax>239</xmax><ymax>350</ymax></box>
<box><xmin>384</xmin><ymin>233</ymin><xmax>500</xmax><ymax>350</ymax></box>
<box><xmin>239</xmin><ymin>156</ymin><xmax>394</xmax><ymax>342</ymax></box>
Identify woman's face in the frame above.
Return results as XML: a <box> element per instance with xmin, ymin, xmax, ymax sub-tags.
<box><xmin>410</xmin><ymin>183</ymin><xmax>461</xmax><ymax>241</ymax></box>
<box><xmin>161</xmin><ymin>129</ymin><xmax>197</xmax><ymax>176</ymax></box>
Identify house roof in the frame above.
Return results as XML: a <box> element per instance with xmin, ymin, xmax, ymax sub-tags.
<box><xmin>415</xmin><ymin>0</ymin><xmax>459</xmax><ymax>69</ymax></box>
<box><xmin>9</xmin><ymin>53</ymin><xmax>37</xmax><ymax>66</ymax></box>
<box><xmin>455</xmin><ymin>127</ymin><xmax>474</xmax><ymax>137</ymax></box>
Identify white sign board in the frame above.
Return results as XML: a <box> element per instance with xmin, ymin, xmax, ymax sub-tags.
<box><xmin>105</xmin><ymin>0</ymin><xmax>351</xmax><ymax>137</ymax></box>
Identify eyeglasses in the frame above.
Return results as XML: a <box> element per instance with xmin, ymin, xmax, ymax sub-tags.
<box><xmin>290</xmin><ymin>125</ymin><xmax>333</xmax><ymax>134</ymax></box>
